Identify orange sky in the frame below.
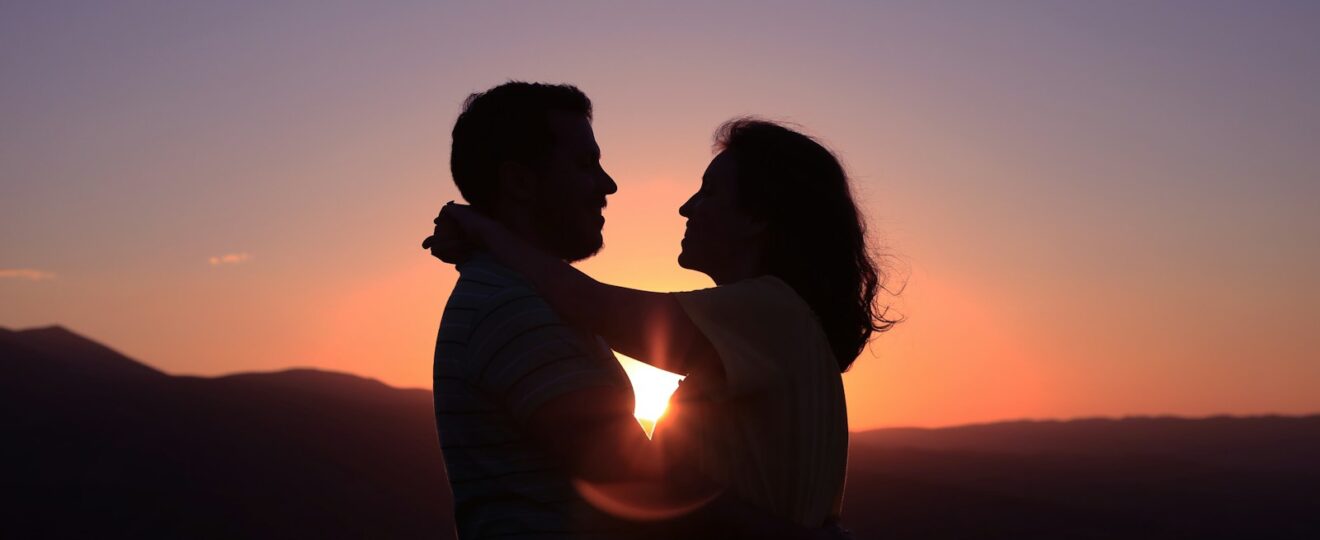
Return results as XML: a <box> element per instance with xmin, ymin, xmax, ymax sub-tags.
<box><xmin>3</xmin><ymin>2</ymin><xmax>1319</xmax><ymax>429</ymax></box>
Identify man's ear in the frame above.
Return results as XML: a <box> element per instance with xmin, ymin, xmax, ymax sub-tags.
<box><xmin>497</xmin><ymin>160</ymin><xmax>538</xmax><ymax>203</ymax></box>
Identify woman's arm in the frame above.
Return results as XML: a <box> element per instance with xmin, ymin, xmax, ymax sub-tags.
<box><xmin>432</xmin><ymin>204</ymin><xmax>719</xmax><ymax>376</ymax></box>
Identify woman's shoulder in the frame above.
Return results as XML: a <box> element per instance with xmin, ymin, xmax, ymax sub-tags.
<box><xmin>675</xmin><ymin>274</ymin><xmax>834</xmax><ymax>371</ymax></box>
<box><xmin>720</xmin><ymin>275</ymin><xmax>820</xmax><ymax>330</ymax></box>
<box><xmin>683</xmin><ymin>274</ymin><xmax>806</xmax><ymax>313</ymax></box>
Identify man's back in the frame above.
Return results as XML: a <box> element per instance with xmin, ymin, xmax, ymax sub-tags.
<box><xmin>434</xmin><ymin>255</ymin><xmax>633</xmax><ymax>539</ymax></box>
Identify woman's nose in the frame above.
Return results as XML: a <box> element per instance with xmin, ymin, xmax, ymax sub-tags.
<box><xmin>678</xmin><ymin>196</ymin><xmax>695</xmax><ymax>217</ymax></box>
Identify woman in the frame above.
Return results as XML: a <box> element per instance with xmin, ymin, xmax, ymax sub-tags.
<box><xmin>430</xmin><ymin>118</ymin><xmax>894</xmax><ymax>528</ymax></box>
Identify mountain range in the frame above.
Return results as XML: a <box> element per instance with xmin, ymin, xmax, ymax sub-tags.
<box><xmin>3</xmin><ymin>326</ymin><xmax>1317</xmax><ymax>538</ymax></box>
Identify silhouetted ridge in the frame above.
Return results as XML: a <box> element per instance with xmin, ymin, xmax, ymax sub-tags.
<box><xmin>1</xmin><ymin>324</ymin><xmax>165</xmax><ymax>381</ymax></box>
<box><xmin>3</xmin><ymin>326</ymin><xmax>453</xmax><ymax>538</ymax></box>
<box><xmin>853</xmin><ymin>415</ymin><xmax>1320</xmax><ymax>473</ymax></box>
<box><xmin>214</xmin><ymin>368</ymin><xmax>415</xmax><ymax>396</ymax></box>
<box><xmin>6</xmin><ymin>326</ymin><xmax>1317</xmax><ymax>539</ymax></box>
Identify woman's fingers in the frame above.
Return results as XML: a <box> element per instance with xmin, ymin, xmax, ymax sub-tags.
<box><xmin>429</xmin><ymin>235</ymin><xmax>472</xmax><ymax>264</ymax></box>
<box><xmin>423</xmin><ymin>214</ymin><xmax>458</xmax><ymax>249</ymax></box>
<box><xmin>427</xmin><ymin>227</ymin><xmax>474</xmax><ymax>263</ymax></box>
<box><xmin>439</xmin><ymin>203</ymin><xmax>488</xmax><ymax>230</ymax></box>
<box><xmin>424</xmin><ymin>202</ymin><xmax>479</xmax><ymax>263</ymax></box>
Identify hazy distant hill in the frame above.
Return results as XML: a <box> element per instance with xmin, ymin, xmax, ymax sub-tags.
<box><xmin>844</xmin><ymin>418</ymin><xmax>1320</xmax><ymax>539</ymax></box>
<box><xmin>3</xmin><ymin>326</ymin><xmax>1317</xmax><ymax>539</ymax></box>
<box><xmin>1</xmin><ymin>326</ymin><xmax>454</xmax><ymax>538</ymax></box>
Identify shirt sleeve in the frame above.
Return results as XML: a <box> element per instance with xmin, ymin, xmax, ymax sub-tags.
<box><xmin>674</xmin><ymin>276</ymin><xmax>816</xmax><ymax>399</ymax></box>
<box><xmin>465</xmin><ymin>288</ymin><xmax>623</xmax><ymax>422</ymax></box>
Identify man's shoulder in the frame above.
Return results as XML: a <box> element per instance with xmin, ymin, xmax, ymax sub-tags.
<box><xmin>446</xmin><ymin>256</ymin><xmax>566</xmax><ymax>333</ymax></box>
<box><xmin>458</xmin><ymin>255</ymin><xmax>531</xmax><ymax>290</ymax></box>
<box><xmin>447</xmin><ymin>256</ymin><xmax>536</xmax><ymax>305</ymax></box>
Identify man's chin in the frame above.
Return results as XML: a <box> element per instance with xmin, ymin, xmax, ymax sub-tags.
<box><xmin>560</xmin><ymin>234</ymin><xmax>604</xmax><ymax>263</ymax></box>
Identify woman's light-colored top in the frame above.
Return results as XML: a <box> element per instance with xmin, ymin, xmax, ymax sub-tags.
<box><xmin>661</xmin><ymin>275</ymin><xmax>848</xmax><ymax>527</ymax></box>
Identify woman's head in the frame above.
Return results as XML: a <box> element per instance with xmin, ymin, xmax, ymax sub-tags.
<box><xmin>678</xmin><ymin>118</ymin><xmax>896</xmax><ymax>370</ymax></box>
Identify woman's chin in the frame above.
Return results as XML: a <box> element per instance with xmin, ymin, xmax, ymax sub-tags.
<box><xmin>677</xmin><ymin>250</ymin><xmax>710</xmax><ymax>276</ymax></box>
<box><xmin>676</xmin><ymin>250</ymin><xmax>694</xmax><ymax>270</ymax></box>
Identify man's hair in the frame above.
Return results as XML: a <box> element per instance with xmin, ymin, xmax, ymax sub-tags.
<box><xmin>715</xmin><ymin>118</ymin><xmax>898</xmax><ymax>371</ymax></box>
<box><xmin>450</xmin><ymin>82</ymin><xmax>593</xmax><ymax>210</ymax></box>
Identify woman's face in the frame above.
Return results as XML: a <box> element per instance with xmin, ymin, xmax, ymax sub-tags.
<box><xmin>678</xmin><ymin>151</ymin><xmax>765</xmax><ymax>281</ymax></box>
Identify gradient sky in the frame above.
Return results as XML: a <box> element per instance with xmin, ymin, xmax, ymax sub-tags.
<box><xmin>3</xmin><ymin>1</ymin><xmax>1318</xmax><ymax>429</ymax></box>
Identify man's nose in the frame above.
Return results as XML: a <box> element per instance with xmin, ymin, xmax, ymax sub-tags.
<box><xmin>600</xmin><ymin>171</ymin><xmax>618</xmax><ymax>195</ymax></box>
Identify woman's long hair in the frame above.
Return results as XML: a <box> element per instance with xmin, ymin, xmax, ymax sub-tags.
<box><xmin>715</xmin><ymin>118</ymin><xmax>897</xmax><ymax>371</ymax></box>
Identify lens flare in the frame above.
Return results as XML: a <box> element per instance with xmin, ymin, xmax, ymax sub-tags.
<box><xmin>615</xmin><ymin>352</ymin><xmax>684</xmax><ymax>437</ymax></box>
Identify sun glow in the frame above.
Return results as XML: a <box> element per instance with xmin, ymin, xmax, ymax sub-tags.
<box><xmin>614</xmin><ymin>353</ymin><xmax>684</xmax><ymax>437</ymax></box>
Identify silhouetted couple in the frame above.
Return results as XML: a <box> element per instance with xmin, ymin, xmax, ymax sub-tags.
<box><xmin>424</xmin><ymin>81</ymin><xmax>893</xmax><ymax>539</ymax></box>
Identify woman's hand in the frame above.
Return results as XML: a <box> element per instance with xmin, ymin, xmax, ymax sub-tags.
<box><xmin>422</xmin><ymin>202</ymin><xmax>494</xmax><ymax>264</ymax></box>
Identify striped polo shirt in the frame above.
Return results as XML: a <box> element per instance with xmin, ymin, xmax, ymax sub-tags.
<box><xmin>433</xmin><ymin>254</ymin><xmax>634</xmax><ymax>539</ymax></box>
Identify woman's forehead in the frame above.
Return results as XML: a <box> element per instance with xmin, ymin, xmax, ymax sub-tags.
<box><xmin>703</xmin><ymin>151</ymin><xmax>738</xmax><ymax>184</ymax></box>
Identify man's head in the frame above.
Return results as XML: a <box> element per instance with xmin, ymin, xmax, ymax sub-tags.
<box><xmin>450</xmin><ymin>82</ymin><xmax>616</xmax><ymax>262</ymax></box>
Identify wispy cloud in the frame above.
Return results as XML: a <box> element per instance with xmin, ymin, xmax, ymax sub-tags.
<box><xmin>208</xmin><ymin>253</ymin><xmax>252</xmax><ymax>266</ymax></box>
<box><xmin>0</xmin><ymin>268</ymin><xmax>56</xmax><ymax>281</ymax></box>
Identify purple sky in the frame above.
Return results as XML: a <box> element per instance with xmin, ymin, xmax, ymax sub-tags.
<box><xmin>3</xmin><ymin>1</ymin><xmax>1318</xmax><ymax>428</ymax></box>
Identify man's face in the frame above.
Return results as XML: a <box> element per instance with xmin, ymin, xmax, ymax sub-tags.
<box><xmin>529</xmin><ymin>111</ymin><xmax>617</xmax><ymax>262</ymax></box>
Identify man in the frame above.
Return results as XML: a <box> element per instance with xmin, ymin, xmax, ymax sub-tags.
<box><xmin>425</xmin><ymin>82</ymin><xmax>830</xmax><ymax>539</ymax></box>
<box><xmin>427</xmin><ymin>82</ymin><xmax>649</xmax><ymax>539</ymax></box>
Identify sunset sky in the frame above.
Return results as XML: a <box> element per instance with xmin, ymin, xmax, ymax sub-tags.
<box><xmin>3</xmin><ymin>1</ymin><xmax>1318</xmax><ymax>429</ymax></box>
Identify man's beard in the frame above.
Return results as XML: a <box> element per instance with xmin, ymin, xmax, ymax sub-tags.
<box><xmin>530</xmin><ymin>201</ymin><xmax>604</xmax><ymax>263</ymax></box>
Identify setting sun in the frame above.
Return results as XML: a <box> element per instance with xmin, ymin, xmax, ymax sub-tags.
<box><xmin>615</xmin><ymin>353</ymin><xmax>684</xmax><ymax>437</ymax></box>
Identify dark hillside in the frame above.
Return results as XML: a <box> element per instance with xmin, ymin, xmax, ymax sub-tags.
<box><xmin>4</xmin><ymin>326</ymin><xmax>1316</xmax><ymax>539</ymax></box>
